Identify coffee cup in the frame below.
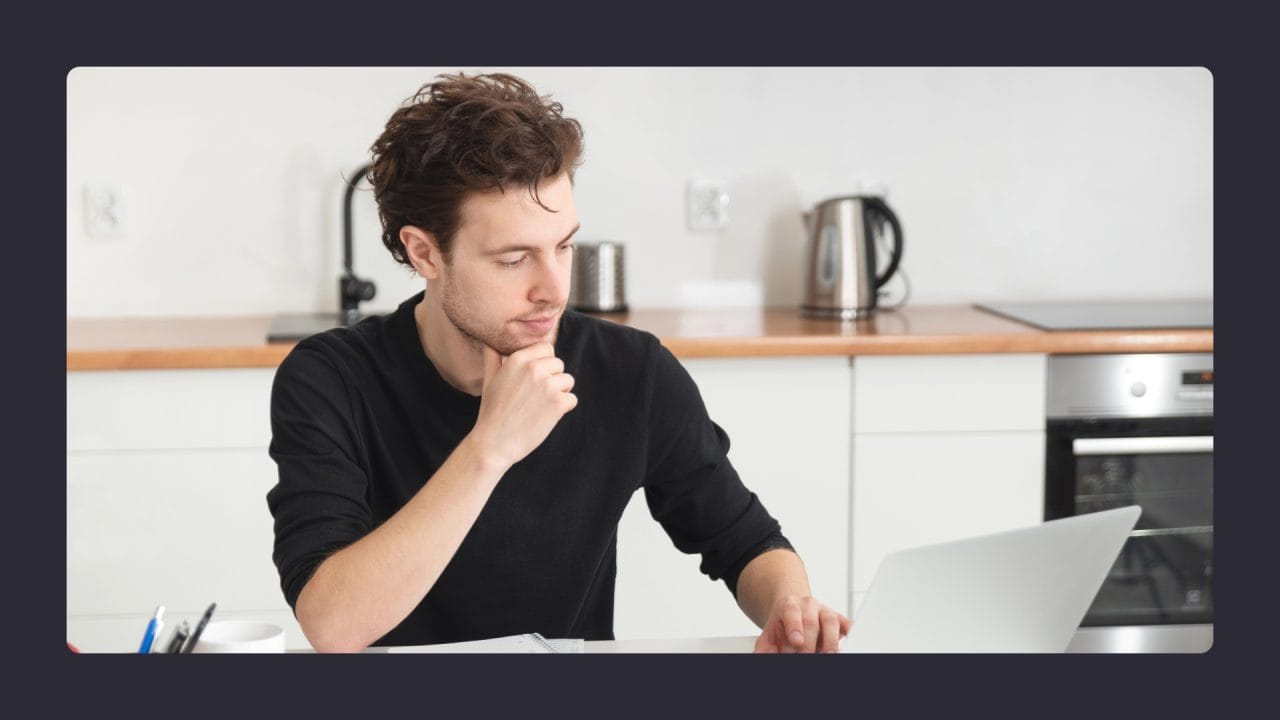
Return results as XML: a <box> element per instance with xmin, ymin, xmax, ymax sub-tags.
<box><xmin>190</xmin><ymin>620</ymin><xmax>285</xmax><ymax>653</ymax></box>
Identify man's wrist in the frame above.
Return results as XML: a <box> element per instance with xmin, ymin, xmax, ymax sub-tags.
<box><xmin>458</xmin><ymin>429</ymin><xmax>515</xmax><ymax>480</ymax></box>
<box><xmin>737</xmin><ymin>548</ymin><xmax>812</xmax><ymax>626</ymax></box>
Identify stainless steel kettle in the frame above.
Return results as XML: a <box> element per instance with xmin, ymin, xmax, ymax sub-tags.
<box><xmin>801</xmin><ymin>195</ymin><xmax>904</xmax><ymax>319</ymax></box>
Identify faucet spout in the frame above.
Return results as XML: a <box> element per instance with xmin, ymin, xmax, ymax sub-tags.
<box><xmin>340</xmin><ymin>163</ymin><xmax>377</xmax><ymax>324</ymax></box>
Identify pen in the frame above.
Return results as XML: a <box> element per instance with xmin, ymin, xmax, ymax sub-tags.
<box><xmin>138</xmin><ymin>605</ymin><xmax>165</xmax><ymax>654</ymax></box>
<box><xmin>164</xmin><ymin>620</ymin><xmax>191</xmax><ymax>654</ymax></box>
<box><xmin>181</xmin><ymin>602</ymin><xmax>217</xmax><ymax>654</ymax></box>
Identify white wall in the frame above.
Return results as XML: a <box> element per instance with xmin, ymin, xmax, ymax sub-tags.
<box><xmin>66</xmin><ymin>67</ymin><xmax>1212</xmax><ymax>318</ymax></box>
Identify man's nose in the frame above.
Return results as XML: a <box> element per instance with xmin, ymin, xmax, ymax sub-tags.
<box><xmin>529</xmin><ymin>254</ymin><xmax>568</xmax><ymax>305</ymax></box>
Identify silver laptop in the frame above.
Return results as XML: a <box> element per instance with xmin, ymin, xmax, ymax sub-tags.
<box><xmin>842</xmin><ymin>505</ymin><xmax>1141</xmax><ymax>653</ymax></box>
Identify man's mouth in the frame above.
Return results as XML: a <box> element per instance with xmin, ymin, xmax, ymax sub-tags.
<box><xmin>517</xmin><ymin>314</ymin><xmax>559</xmax><ymax>334</ymax></box>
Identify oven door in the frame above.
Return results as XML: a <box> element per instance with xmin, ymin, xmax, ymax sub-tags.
<box><xmin>1046</xmin><ymin>415</ymin><xmax>1213</xmax><ymax>626</ymax></box>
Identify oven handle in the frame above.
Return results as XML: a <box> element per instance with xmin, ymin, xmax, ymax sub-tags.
<box><xmin>1073</xmin><ymin>436</ymin><xmax>1213</xmax><ymax>455</ymax></box>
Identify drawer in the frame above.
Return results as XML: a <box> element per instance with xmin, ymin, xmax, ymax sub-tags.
<box><xmin>853</xmin><ymin>354</ymin><xmax>1046</xmax><ymax>433</ymax></box>
<box><xmin>67</xmin><ymin>368</ymin><xmax>275</xmax><ymax>451</ymax></box>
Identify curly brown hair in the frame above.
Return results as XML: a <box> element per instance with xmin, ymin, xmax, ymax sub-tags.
<box><xmin>367</xmin><ymin>72</ymin><xmax>585</xmax><ymax>267</ymax></box>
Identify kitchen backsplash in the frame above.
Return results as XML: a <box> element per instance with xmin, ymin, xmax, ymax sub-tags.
<box><xmin>66</xmin><ymin>67</ymin><xmax>1212</xmax><ymax>317</ymax></box>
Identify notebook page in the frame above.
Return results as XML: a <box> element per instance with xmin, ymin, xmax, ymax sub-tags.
<box><xmin>544</xmin><ymin>638</ymin><xmax>585</xmax><ymax>653</ymax></box>
<box><xmin>384</xmin><ymin>633</ymin><xmax>582</xmax><ymax>653</ymax></box>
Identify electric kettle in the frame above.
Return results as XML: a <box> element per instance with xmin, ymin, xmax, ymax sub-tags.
<box><xmin>800</xmin><ymin>194</ymin><xmax>904</xmax><ymax>319</ymax></box>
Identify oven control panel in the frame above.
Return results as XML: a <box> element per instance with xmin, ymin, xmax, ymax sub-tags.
<box><xmin>1047</xmin><ymin>353</ymin><xmax>1213</xmax><ymax>419</ymax></box>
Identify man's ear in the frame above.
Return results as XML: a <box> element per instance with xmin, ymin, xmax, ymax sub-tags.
<box><xmin>401</xmin><ymin>226</ymin><xmax>444</xmax><ymax>280</ymax></box>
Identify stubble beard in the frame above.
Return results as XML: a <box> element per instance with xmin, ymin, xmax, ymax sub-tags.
<box><xmin>440</xmin><ymin>273</ymin><xmax>560</xmax><ymax>357</ymax></box>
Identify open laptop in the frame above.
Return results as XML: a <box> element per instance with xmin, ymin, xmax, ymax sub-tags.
<box><xmin>842</xmin><ymin>505</ymin><xmax>1141</xmax><ymax>653</ymax></box>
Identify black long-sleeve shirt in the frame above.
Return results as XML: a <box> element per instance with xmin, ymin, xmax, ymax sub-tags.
<box><xmin>266</xmin><ymin>291</ymin><xmax>792</xmax><ymax>646</ymax></box>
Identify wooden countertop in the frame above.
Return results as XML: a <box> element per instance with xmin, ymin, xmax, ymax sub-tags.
<box><xmin>65</xmin><ymin>305</ymin><xmax>1213</xmax><ymax>371</ymax></box>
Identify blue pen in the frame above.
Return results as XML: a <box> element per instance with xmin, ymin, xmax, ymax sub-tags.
<box><xmin>138</xmin><ymin>605</ymin><xmax>165</xmax><ymax>654</ymax></box>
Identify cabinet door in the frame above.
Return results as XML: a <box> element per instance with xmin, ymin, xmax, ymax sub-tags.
<box><xmin>850</xmin><ymin>431</ymin><xmax>1044</xmax><ymax>611</ymax></box>
<box><xmin>849</xmin><ymin>353</ymin><xmax>1047</xmax><ymax>613</ymax></box>
<box><xmin>614</xmin><ymin>356</ymin><xmax>851</xmax><ymax>639</ymax></box>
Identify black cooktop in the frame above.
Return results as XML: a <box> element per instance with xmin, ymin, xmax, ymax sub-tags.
<box><xmin>975</xmin><ymin>299</ymin><xmax>1213</xmax><ymax>331</ymax></box>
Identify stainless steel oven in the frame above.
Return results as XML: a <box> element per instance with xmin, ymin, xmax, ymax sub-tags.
<box><xmin>1045</xmin><ymin>353</ymin><xmax>1213</xmax><ymax>626</ymax></box>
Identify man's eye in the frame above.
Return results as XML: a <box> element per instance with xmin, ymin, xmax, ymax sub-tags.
<box><xmin>558</xmin><ymin>243</ymin><xmax>575</xmax><ymax>254</ymax></box>
<box><xmin>500</xmin><ymin>256</ymin><xmax>527</xmax><ymax>268</ymax></box>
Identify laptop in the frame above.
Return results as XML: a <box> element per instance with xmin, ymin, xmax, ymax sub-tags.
<box><xmin>842</xmin><ymin>505</ymin><xmax>1141</xmax><ymax>653</ymax></box>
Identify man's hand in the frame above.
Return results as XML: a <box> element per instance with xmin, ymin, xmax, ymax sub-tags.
<box><xmin>753</xmin><ymin>594</ymin><xmax>852</xmax><ymax>654</ymax></box>
<box><xmin>470</xmin><ymin>342</ymin><xmax>577</xmax><ymax>469</ymax></box>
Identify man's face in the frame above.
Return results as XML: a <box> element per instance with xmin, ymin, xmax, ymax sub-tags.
<box><xmin>437</xmin><ymin>172</ymin><xmax>579</xmax><ymax>356</ymax></box>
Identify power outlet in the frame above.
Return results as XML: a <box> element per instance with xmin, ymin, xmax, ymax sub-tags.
<box><xmin>686</xmin><ymin>179</ymin><xmax>729</xmax><ymax>232</ymax></box>
<box><xmin>83</xmin><ymin>183</ymin><xmax>131</xmax><ymax>239</ymax></box>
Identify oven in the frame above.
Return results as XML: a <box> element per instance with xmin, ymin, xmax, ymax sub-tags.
<box><xmin>1044</xmin><ymin>353</ymin><xmax>1213</xmax><ymax>626</ymax></box>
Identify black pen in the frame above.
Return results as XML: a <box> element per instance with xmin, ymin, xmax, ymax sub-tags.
<box><xmin>181</xmin><ymin>602</ymin><xmax>217</xmax><ymax>654</ymax></box>
<box><xmin>164</xmin><ymin>620</ymin><xmax>190</xmax><ymax>653</ymax></box>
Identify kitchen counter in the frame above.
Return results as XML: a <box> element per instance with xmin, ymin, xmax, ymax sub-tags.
<box><xmin>65</xmin><ymin>305</ymin><xmax>1213</xmax><ymax>371</ymax></box>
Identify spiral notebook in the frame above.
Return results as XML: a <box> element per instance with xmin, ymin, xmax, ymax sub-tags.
<box><xmin>384</xmin><ymin>633</ymin><xmax>584</xmax><ymax>653</ymax></box>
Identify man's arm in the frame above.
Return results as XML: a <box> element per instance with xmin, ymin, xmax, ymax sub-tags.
<box><xmin>735</xmin><ymin>548</ymin><xmax>852</xmax><ymax>653</ymax></box>
<box><xmin>294</xmin><ymin>433</ymin><xmax>505</xmax><ymax>652</ymax></box>
<box><xmin>293</xmin><ymin>342</ymin><xmax>576</xmax><ymax>652</ymax></box>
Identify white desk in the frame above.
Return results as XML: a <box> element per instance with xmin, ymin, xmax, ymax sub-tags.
<box><xmin>284</xmin><ymin>624</ymin><xmax>1214</xmax><ymax>654</ymax></box>
<box><xmin>584</xmin><ymin>624</ymin><xmax>1211</xmax><ymax>653</ymax></box>
<box><xmin>344</xmin><ymin>624</ymin><xmax>1212</xmax><ymax>654</ymax></box>
<box><xmin>585</xmin><ymin>636</ymin><xmax>755</xmax><ymax>653</ymax></box>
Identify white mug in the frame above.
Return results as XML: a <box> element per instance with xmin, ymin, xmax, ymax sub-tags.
<box><xmin>191</xmin><ymin>621</ymin><xmax>286</xmax><ymax>653</ymax></box>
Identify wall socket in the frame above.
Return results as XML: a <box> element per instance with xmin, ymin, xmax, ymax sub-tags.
<box><xmin>83</xmin><ymin>183</ymin><xmax>130</xmax><ymax>239</ymax></box>
<box><xmin>686</xmin><ymin>178</ymin><xmax>729</xmax><ymax>232</ymax></box>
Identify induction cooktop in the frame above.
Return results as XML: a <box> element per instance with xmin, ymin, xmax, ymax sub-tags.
<box><xmin>975</xmin><ymin>299</ymin><xmax>1213</xmax><ymax>331</ymax></box>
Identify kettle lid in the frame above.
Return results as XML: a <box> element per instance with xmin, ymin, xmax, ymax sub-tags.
<box><xmin>811</xmin><ymin>180</ymin><xmax>890</xmax><ymax>208</ymax></box>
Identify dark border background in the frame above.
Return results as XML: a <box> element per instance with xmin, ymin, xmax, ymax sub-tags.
<box><xmin>26</xmin><ymin>1</ymin><xmax>1266</xmax><ymax>715</ymax></box>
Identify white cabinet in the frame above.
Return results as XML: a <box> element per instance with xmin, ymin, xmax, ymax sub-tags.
<box><xmin>849</xmin><ymin>354</ymin><xmax>1046</xmax><ymax>613</ymax></box>
<box><xmin>66</xmin><ymin>351</ymin><xmax>1049</xmax><ymax>649</ymax></box>
<box><xmin>614</xmin><ymin>356</ymin><xmax>851</xmax><ymax>639</ymax></box>
<box><xmin>66</xmin><ymin>369</ymin><xmax>306</xmax><ymax>652</ymax></box>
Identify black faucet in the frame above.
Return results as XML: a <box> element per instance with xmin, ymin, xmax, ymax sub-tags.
<box><xmin>340</xmin><ymin>163</ymin><xmax>377</xmax><ymax>326</ymax></box>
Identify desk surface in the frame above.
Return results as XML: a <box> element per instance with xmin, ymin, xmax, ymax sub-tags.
<box><xmin>583</xmin><ymin>625</ymin><xmax>1211</xmax><ymax>653</ymax></box>
<box><xmin>339</xmin><ymin>624</ymin><xmax>1212</xmax><ymax>654</ymax></box>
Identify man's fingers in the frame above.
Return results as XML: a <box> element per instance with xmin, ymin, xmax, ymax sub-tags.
<box><xmin>782</xmin><ymin>598</ymin><xmax>805</xmax><ymax>648</ymax></box>
<box><xmin>765</xmin><ymin>598</ymin><xmax>851</xmax><ymax>654</ymax></box>
<box><xmin>819</xmin><ymin>610</ymin><xmax>842</xmax><ymax>653</ymax></box>
<box><xmin>529</xmin><ymin>356</ymin><xmax>566</xmax><ymax>377</ymax></box>
<box><xmin>508</xmin><ymin>341</ymin><xmax>555</xmax><ymax>363</ymax></box>
<box><xmin>561</xmin><ymin>392</ymin><xmax>579</xmax><ymax>413</ymax></box>
<box><xmin>552</xmin><ymin>373</ymin><xmax>576</xmax><ymax>393</ymax></box>
<box><xmin>801</xmin><ymin>604</ymin><xmax>821</xmax><ymax>652</ymax></box>
<box><xmin>753</xmin><ymin>632</ymin><xmax>778</xmax><ymax>654</ymax></box>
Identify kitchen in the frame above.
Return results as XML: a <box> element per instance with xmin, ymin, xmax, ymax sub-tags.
<box><xmin>66</xmin><ymin>67</ymin><xmax>1212</xmax><ymax>654</ymax></box>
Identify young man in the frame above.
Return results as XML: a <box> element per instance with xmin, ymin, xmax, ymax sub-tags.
<box><xmin>266</xmin><ymin>72</ymin><xmax>850</xmax><ymax>653</ymax></box>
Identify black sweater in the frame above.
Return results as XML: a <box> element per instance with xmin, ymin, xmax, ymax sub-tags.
<box><xmin>266</xmin><ymin>291</ymin><xmax>792</xmax><ymax>646</ymax></box>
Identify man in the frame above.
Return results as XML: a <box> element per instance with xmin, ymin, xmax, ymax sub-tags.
<box><xmin>266</xmin><ymin>72</ymin><xmax>850</xmax><ymax>653</ymax></box>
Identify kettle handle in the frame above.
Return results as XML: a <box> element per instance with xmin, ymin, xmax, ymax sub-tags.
<box><xmin>861</xmin><ymin>196</ymin><xmax>904</xmax><ymax>289</ymax></box>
